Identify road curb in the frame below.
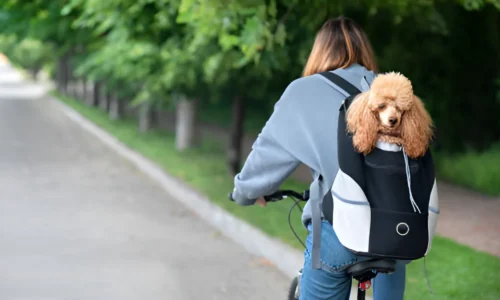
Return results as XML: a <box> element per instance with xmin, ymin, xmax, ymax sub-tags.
<box><xmin>48</xmin><ymin>92</ymin><xmax>367</xmax><ymax>300</ymax></box>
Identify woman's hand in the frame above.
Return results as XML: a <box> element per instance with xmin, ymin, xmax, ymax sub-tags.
<box><xmin>255</xmin><ymin>197</ymin><xmax>267</xmax><ymax>207</ymax></box>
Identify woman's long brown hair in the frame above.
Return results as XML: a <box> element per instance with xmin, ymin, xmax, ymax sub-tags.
<box><xmin>302</xmin><ymin>16</ymin><xmax>378</xmax><ymax>77</ymax></box>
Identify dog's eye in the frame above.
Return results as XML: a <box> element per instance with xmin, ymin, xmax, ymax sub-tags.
<box><xmin>378</xmin><ymin>104</ymin><xmax>386</xmax><ymax>109</ymax></box>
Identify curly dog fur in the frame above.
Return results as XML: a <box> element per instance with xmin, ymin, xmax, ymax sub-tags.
<box><xmin>346</xmin><ymin>72</ymin><xmax>433</xmax><ymax>159</ymax></box>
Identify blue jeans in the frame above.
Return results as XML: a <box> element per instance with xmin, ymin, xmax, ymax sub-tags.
<box><xmin>299</xmin><ymin>220</ymin><xmax>407</xmax><ymax>300</ymax></box>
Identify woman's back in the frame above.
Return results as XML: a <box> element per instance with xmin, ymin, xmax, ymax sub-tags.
<box><xmin>287</xmin><ymin>64</ymin><xmax>376</xmax><ymax>226</ymax></box>
<box><xmin>230</xmin><ymin>17</ymin><xmax>407</xmax><ymax>300</ymax></box>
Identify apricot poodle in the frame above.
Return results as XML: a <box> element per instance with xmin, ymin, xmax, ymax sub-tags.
<box><xmin>346</xmin><ymin>72</ymin><xmax>433</xmax><ymax>159</ymax></box>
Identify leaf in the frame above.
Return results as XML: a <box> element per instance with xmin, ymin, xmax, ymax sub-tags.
<box><xmin>203</xmin><ymin>52</ymin><xmax>223</xmax><ymax>81</ymax></box>
<box><xmin>219</xmin><ymin>34</ymin><xmax>240</xmax><ymax>50</ymax></box>
<box><xmin>274</xmin><ymin>23</ymin><xmax>286</xmax><ymax>46</ymax></box>
<box><xmin>60</xmin><ymin>5</ymin><xmax>72</xmax><ymax>16</ymax></box>
<box><xmin>268</xmin><ymin>0</ymin><xmax>277</xmax><ymax>18</ymax></box>
<box><xmin>233</xmin><ymin>54</ymin><xmax>249</xmax><ymax>69</ymax></box>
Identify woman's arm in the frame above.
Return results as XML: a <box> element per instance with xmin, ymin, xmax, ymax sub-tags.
<box><xmin>231</xmin><ymin>134</ymin><xmax>301</xmax><ymax>206</ymax></box>
<box><xmin>231</xmin><ymin>77</ymin><xmax>313</xmax><ymax>206</ymax></box>
<box><xmin>231</xmin><ymin>75</ymin><xmax>330</xmax><ymax>206</ymax></box>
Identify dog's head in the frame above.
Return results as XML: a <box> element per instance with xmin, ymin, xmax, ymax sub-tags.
<box><xmin>346</xmin><ymin>72</ymin><xmax>433</xmax><ymax>158</ymax></box>
<box><xmin>369</xmin><ymin>72</ymin><xmax>414</xmax><ymax>132</ymax></box>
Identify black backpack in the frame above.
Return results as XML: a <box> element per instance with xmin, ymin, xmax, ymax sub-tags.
<box><xmin>319</xmin><ymin>71</ymin><xmax>439</xmax><ymax>260</ymax></box>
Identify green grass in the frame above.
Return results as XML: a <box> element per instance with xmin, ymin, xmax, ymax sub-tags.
<box><xmin>435</xmin><ymin>147</ymin><xmax>500</xmax><ymax>196</ymax></box>
<box><xmin>405</xmin><ymin>237</ymin><xmax>500</xmax><ymax>299</ymax></box>
<box><xmin>56</xmin><ymin>93</ymin><xmax>500</xmax><ymax>300</ymax></box>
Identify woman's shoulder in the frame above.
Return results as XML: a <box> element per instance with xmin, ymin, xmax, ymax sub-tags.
<box><xmin>283</xmin><ymin>74</ymin><xmax>339</xmax><ymax>100</ymax></box>
<box><xmin>287</xmin><ymin>73</ymin><xmax>328</xmax><ymax>89</ymax></box>
<box><xmin>333</xmin><ymin>64</ymin><xmax>376</xmax><ymax>89</ymax></box>
<box><xmin>285</xmin><ymin>65</ymin><xmax>375</xmax><ymax>95</ymax></box>
<box><xmin>273</xmin><ymin>74</ymin><xmax>346</xmax><ymax>116</ymax></box>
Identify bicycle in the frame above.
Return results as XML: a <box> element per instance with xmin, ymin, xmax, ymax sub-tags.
<box><xmin>228</xmin><ymin>189</ymin><xmax>397</xmax><ymax>300</ymax></box>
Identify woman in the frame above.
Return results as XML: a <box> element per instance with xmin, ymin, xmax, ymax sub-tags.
<box><xmin>230</xmin><ymin>17</ymin><xmax>407</xmax><ymax>299</ymax></box>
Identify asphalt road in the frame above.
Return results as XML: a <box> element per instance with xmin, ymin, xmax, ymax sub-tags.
<box><xmin>0</xmin><ymin>62</ymin><xmax>290</xmax><ymax>300</ymax></box>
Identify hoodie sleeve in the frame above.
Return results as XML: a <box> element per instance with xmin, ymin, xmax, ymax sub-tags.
<box><xmin>231</xmin><ymin>75</ymin><xmax>341</xmax><ymax>206</ymax></box>
<box><xmin>231</xmin><ymin>133</ymin><xmax>301</xmax><ymax>205</ymax></box>
<box><xmin>231</xmin><ymin>81</ymin><xmax>304</xmax><ymax>206</ymax></box>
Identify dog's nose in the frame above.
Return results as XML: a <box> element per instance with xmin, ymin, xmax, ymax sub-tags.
<box><xmin>389</xmin><ymin>118</ymin><xmax>397</xmax><ymax>126</ymax></box>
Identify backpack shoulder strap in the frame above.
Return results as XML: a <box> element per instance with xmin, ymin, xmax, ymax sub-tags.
<box><xmin>317</xmin><ymin>72</ymin><xmax>363</xmax><ymax>226</ymax></box>
<box><xmin>319</xmin><ymin>71</ymin><xmax>361</xmax><ymax>96</ymax></box>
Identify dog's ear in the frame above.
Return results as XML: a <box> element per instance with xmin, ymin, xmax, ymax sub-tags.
<box><xmin>346</xmin><ymin>92</ymin><xmax>378</xmax><ymax>155</ymax></box>
<box><xmin>401</xmin><ymin>95</ymin><xmax>434</xmax><ymax>158</ymax></box>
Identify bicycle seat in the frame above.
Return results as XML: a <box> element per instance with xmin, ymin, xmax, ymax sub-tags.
<box><xmin>345</xmin><ymin>259</ymin><xmax>397</xmax><ymax>282</ymax></box>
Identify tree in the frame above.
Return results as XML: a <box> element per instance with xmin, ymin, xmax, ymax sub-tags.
<box><xmin>0</xmin><ymin>36</ymin><xmax>53</xmax><ymax>80</ymax></box>
<box><xmin>174</xmin><ymin>0</ymin><xmax>453</xmax><ymax>173</ymax></box>
<box><xmin>176</xmin><ymin>0</ymin><xmax>297</xmax><ymax>173</ymax></box>
<box><xmin>0</xmin><ymin>1</ymin><xmax>94</xmax><ymax>94</ymax></box>
<box><xmin>2</xmin><ymin>0</ymin><xmax>499</xmax><ymax>155</ymax></box>
<box><xmin>67</xmin><ymin>0</ymin><xmax>214</xmax><ymax>148</ymax></box>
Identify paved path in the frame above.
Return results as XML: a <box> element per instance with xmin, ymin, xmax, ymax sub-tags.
<box><xmin>0</xmin><ymin>63</ymin><xmax>291</xmax><ymax>299</ymax></box>
<box><xmin>435</xmin><ymin>183</ymin><xmax>500</xmax><ymax>256</ymax></box>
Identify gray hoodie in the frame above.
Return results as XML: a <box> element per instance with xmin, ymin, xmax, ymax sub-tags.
<box><xmin>231</xmin><ymin>64</ymin><xmax>376</xmax><ymax>269</ymax></box>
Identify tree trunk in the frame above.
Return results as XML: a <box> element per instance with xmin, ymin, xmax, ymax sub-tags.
<box><xmin>68</xmin><ymin>80</ymin><xmax>75</xmax><ymax>98</ymax></box>
<box><xmin>138</xmin><ymin>102</ymin><xmax>154</xmax><ymax>133</ymax></box>
<box><xmin>99</xmin><ymin>87</ymin><xmax>109</xmax><ymax>112</ymax></box>
<box><xmin>56</xmin><ymin>54</ymin><xmax>69</xmax><ymax>94</ymax></box>
<box><xmin>75</xmin><ymin>80</ymin><xmax>82</xmax><ymax>100</ymax></box>
<box><xmin>66</xmin><ymin>55</ymin><xmax>75</xmax><ymax>97</ymax></box>
<box><xmin>73</xmin><ymin>79</ymin><xmax>80</xmax><ymax>100</ymax></box>
<box><xmin>109</xmin><ymin>92</ymin><xmax>122</xmax><ymax>120</ymax></box>
<box><xmin>105</xmin><ymin>90</ymin><xmax>112</xmax><ymax>111</ymax></box>
<box><xmin>89</xmin><ymin>81</ymin><xmax>100</xmax><ymax>107</ymax></box>
<box><xmin>175</xmin><ymin>96</ymin><xmax>199</xmax><ymax>151</ymax></box>
<box><xmin>31</xmin><ymin>67</ymin><xmax>40</xmax><ymax>81</ymax></box>
<box><xmin>67</xmin><ymin>80</ymin><xmax>73</xmax><ymax>97</ymax></box>
<box><xmin>73</xmin><ymin>81</ymin><xmax>79</xmax><ymax>99</ymax></box>
<box><xmin>81</xmin><ymin>78</ymin><xmax>87</xmax><ymax>102</ymax></box>
<box><xmin>55</xmin><ymin>60</ymin><xmax>61</xmax><ymax>91</ymax></box>
<box><xmin>228</xmin><ymin>96</ymin><xmax>245</xmax><ymax>176</ymax></box>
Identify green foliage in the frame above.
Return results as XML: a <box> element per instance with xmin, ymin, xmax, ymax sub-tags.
<box><xmin>12</xmin><ymin>38</ymin><xmax>53</xmax><ymax>70</ymax></box>
<box><xmin>435</xmin><ymin>144</ymin><xmax>500</xmax><ymax>195</ymax></box>
<box><xmin>1</xmin><ymin>0</ymin><xmax>499</xmax><ymax>151</ymax></box>
<box><xmin>76</xmin><ymin>40</ymin><xmax>160</xmax><ymax>100</ymax></box>
<box><xmin>0</xmin><ymin>1</ymin><xmax>91</xmax><ymax>55</ymax></box>
<box><xmin>0</xmin><ymin>34</ymin><xmax>16</xmax><ymax>54</ymax></box>
<box><xmin>65</xmin><ymin>0</ymin><xmax>214</xmax><ymax>103</ymax></box>
<box><xmin>177</xmin><ymin>0</ymin><xmax>285</xmax><ymax>67</ymax></box>
<box><xmin>367</xmin><ymin>3</ymin><xmax>500</xmax><ymax>151</ymax></box>
<box><xmin>459</xmin><ymin>0</ymin><xmax>500</xmax><ymax>10</ymax></box>
<box><xmin>0</xmin><ymin>34</ymin><xmax>53</xmax><ymax>73</ymax></box>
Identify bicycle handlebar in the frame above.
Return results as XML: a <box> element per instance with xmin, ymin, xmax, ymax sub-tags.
<box><xmin>228</xmin><ymin>189</ymin><xmax>309</xmax><ymax>203</ymax></box>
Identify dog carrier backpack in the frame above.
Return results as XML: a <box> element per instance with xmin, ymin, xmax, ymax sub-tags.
<box><xmin>320</xmin><ymin>71</ymin><xmax>439</xmax><ymax>260</ymax></box>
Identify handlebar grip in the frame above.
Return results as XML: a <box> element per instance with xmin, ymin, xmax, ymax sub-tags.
<box><xmin>230</xmin><ymin>189</ymin><xmax>308</xmax><ymax>203</ymax></box>
<box><xmin>264</xmin><ymin>193</ymin><xmax>283</xmax><ymax>202</ymax></box>
<box><xmin>303</xmin><ymin>190</ymin><xmax>310</xmax><ymax>201</ymax></box>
